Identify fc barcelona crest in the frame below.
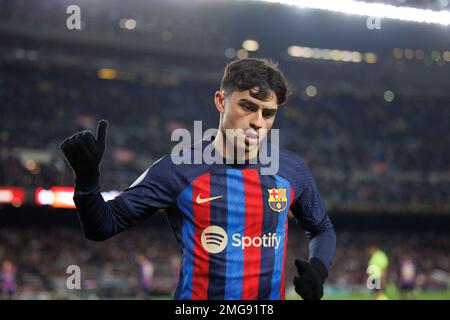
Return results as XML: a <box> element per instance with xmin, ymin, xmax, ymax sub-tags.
<box><xmin>267</xmin><ymin>188</ymin><xmax>288</xmax><ymax>212</ymax></box>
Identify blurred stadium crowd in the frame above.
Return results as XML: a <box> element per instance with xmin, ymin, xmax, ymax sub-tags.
<box><xmin>0</xmin><ymin>225</ymin><xmax>181</xmax><ymax>299</ymax></box>
<box><xmin>1</xmin><ymin>225</ymin><xmax>449</xmax><ymax>299</ymax></box>
<box><xmin>1</xmin><ymin>62</ymin><xmax>449</xmax><ymax>212</ymax></box>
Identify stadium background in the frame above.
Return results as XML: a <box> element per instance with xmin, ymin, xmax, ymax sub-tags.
<box><xmin>0</xmin><ymin>0</ymin><xmax>449</xmax><ymax>299</ymax></box>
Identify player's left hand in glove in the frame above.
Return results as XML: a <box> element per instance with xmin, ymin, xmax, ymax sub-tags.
<box><xmin>60</xmin><ymin>119</ymin><xmax>108</xmax><ymax>188</ymax></box>
<box><xmin>294</xmin><ymin>258</ymin><xmax>328</xmax><ymax>300</ymax></box>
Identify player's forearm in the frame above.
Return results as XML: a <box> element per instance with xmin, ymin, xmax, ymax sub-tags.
<box><xmin>73</xmin><ymin>181</ymin><xmax>132</xmax><ymax>241</ymax></box>
<box><xmin>307</xmin><ymin>217</ymin><xmax>336</xmax><ymax>271</ymax></box>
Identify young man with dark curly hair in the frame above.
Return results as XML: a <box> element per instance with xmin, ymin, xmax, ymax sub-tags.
<box><xmin>61</xmin><ymin>58</ymin><xmax>336</xmax><ymax>300</ymax></box>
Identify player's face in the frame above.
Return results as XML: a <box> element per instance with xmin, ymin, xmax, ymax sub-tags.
<box><xmin>215</xmin><ymin>88</ymin><xmax>278</xmax><ymax>152</ymax></box>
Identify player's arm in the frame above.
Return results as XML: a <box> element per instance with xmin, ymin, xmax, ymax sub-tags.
<box><xmin>290</xmin><ymin>158</ymin><xmax>336</xmax><ymax>300</ymax></box>
<box><xmin>71</xmin><ymin>182</ymin><xmax>146</xmax><ymax>241</ymax></box>
<box><xmin>61</xmin><ymin>120</ymin><xmax>176</xmax><ymax>241</ymax></box>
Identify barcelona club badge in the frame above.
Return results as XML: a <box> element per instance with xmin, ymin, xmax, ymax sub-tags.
<box><xmin>267</xmin><ymin>188</ymin><xmax>288</xmax><ymax>212</ymax></box>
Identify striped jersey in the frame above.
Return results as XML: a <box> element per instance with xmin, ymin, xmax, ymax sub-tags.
<box><xmin>74</xmin><ymin>138</ymin><xmax>335</xmax><ymax>300</ymax></box>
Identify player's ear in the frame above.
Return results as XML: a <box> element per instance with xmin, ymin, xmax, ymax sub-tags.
<box><xmin>214</xmin><ymin>90</ymin><xmax>226</xmax><ymax>113</ymax></box>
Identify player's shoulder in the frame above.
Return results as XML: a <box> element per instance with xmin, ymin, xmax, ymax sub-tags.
<box><xmin>148</xmin><ymin>139</ymin><xmax>205</xmax><ymax>171</ymax></box>
<box><xmin>127</xmin><ymin>152</ymin><xmax>186</xmax><ymax>190</ymax></box>
<box><xmin>144</xmin><ymin>139</ymin><xmax>211</xmax><ymax>180</ymax></box>
<box><xmin>142</xmin><ymin>154</ymin><xmax>176</xmax><ymax>177</ymax></box>
<box><xmin>277</xmin><ymin>145</ymin><xmax>310</xmax><ymax>172</ymax></box>
<box><xmin>273</xmin><ymin>145</ymin><xmax>316</xmax><ymax>194</ymax></box>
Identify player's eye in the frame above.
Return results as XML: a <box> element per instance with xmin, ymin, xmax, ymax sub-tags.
<box><xmin>239</xmin><ymin>102</ymin><xmax>256</xmax><ymax>112</ymax></box>
<box><xmin>263</xmin><ymin>110</ymin><xmax>277</xmax><ymax>118</ymax></box>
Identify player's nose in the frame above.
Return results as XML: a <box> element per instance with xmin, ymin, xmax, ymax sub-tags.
<box><xmin>249</xmin><ymin>109</ymin><xmax>263</xmax><ymax>130</ymax></box>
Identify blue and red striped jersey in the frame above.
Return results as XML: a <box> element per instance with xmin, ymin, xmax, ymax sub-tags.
<box><xmin>74</xmin><ymin>138</ymin><xmax>336</xmax><ymax>300</ymax></box>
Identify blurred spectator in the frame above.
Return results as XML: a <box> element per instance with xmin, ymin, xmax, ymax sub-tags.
<box><xmin>135</xmin><ymin>254</ymin><xmax>155</xmax><ymax>299</ymax></box>
<box><xmin>1</xmin><ymin>260</ymin><xmax>17</xmax><ymax>300</ymax></box>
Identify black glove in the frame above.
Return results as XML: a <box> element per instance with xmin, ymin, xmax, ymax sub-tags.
<box><xmin>61</xmin><ymin>119</ymin><xmax>108</xmax><ymax>188</ymax></box>
<box><xmin>294</xmin><ymin>257</ymin><xmax>328</xmax><ymax>300</ymax></box>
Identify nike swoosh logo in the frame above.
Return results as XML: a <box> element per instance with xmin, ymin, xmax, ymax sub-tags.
<box><xmin>196</xmin><ymin>195</ymin><xmax>223</xmax><ymax>204</ymax></box>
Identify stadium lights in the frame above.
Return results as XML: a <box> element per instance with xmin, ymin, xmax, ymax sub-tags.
<box><xmin>393</xmin><ymin>48</ymin><xmax>403</xmax><ymax>59</ymax></box>
<box><xmin>391</xmin><ymin>48</ymin><xmax>449</xmax><ymax>63</ymax></box>
<box><xmin>0</xmin><ymin>187</ymin><xmax>25</xmax><ymax>207</ymax></box>
<box><xmin>35</xmin><ymin>187</ymin><xmax>121</xmax><ymax>208</ymax></box>
<box><xmin>35</xmin><ymin>187</ymin><xmax>75</xmax><ymax>208</ymax></box>
<box><xmin>404</xmin><ymin>48</ymin><xmax>414</xmax><ymax>59</ymax></box>
<box><xmin>242</xmin><ymin>39</ymin><xmax>260</xmax><ymax>51</ymax></box>
<box><xmin>415</xmin><ymin>49</ymin><xmax>425</xmax><ymax>60</ymax></box>
<box><xmin>261</xmin><ymin>0</ymin><xmax>450</xmax><ymax>26</ymax></box>
<box><xmin>431</xmin><ymin>50</ymin><xmax>442</xmax><ymax>61</ymax></box>
<box><xmin>225</xmin><ymin>48</ymin><xmax>237</xmax><ymax>58</ymax></box>
<box><xmin>237</xmin><ymin>48</ymin><xmax>249</xmax><ymax>59</ymax></box>
<box><xmin>305</xmin><ymin>85</ymin><xmax>317</xmax><ymax>97</ymax></box>
<box><xmin>98</xmin><ymin>68</ymin><xmax>118</xmax><ymax>80</ymax></box>
<box><xmin>444</xmin><ymin>51</ymin><xmax>450</xmax><ymax>61</ymax></box>
<box><xmin>24</xmin><ymin>159</ymin><xmax>40</xmax><ymax>174</ymax></box>
<box><xmin>384</xmin><ymin>90</ymin><xmax>395</xmax><ymax>102</ymax></box>
<box><xmin>119</xmin><ymin>18</ymin><xmax>137</xmax><ymax>30</ymax></box>
<box><xmin>287</xmin><ymin>45</ymin><xmax>372</xmax><ymax>63</ymax></box>
<box><xmin>364</xmin><ymin>52</ymin><xmax>377</xmax><ymax>64</ymax></box>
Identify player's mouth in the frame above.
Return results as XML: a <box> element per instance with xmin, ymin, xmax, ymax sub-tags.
<box><xmin>244</xmin><ymin>129</ymin><xmax>259</xmax><ymax>144</ymax></box>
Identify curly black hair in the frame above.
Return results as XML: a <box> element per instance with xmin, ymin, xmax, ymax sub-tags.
<box><xmin>220</xmin><ymin>58</ymin><xmax>288</xmax><ymax>105</ymax></box>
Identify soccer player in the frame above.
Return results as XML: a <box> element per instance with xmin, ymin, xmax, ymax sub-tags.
<box><xmin>398</xmin><ymin>254</ymin><xmax>417</xmax><ymax>300</ymax></box>
<box><xmin>1</xmin><ymin>260</ymin><xmax>16</xmax><ymax>300</ymax></box>
<box><xmin>61</xmin><ymin>58</ymin><xmax>336</xmax><ymax>300</ymax></box>
<box><xmin>367</xmin><ymin>246</ymin><xmax>389</xmax><ymax>300</ymax></box>
<box><xmin>135</xmin><ymin>254</ymin><xmax>155</xmax><ymax>299</ymax></box>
